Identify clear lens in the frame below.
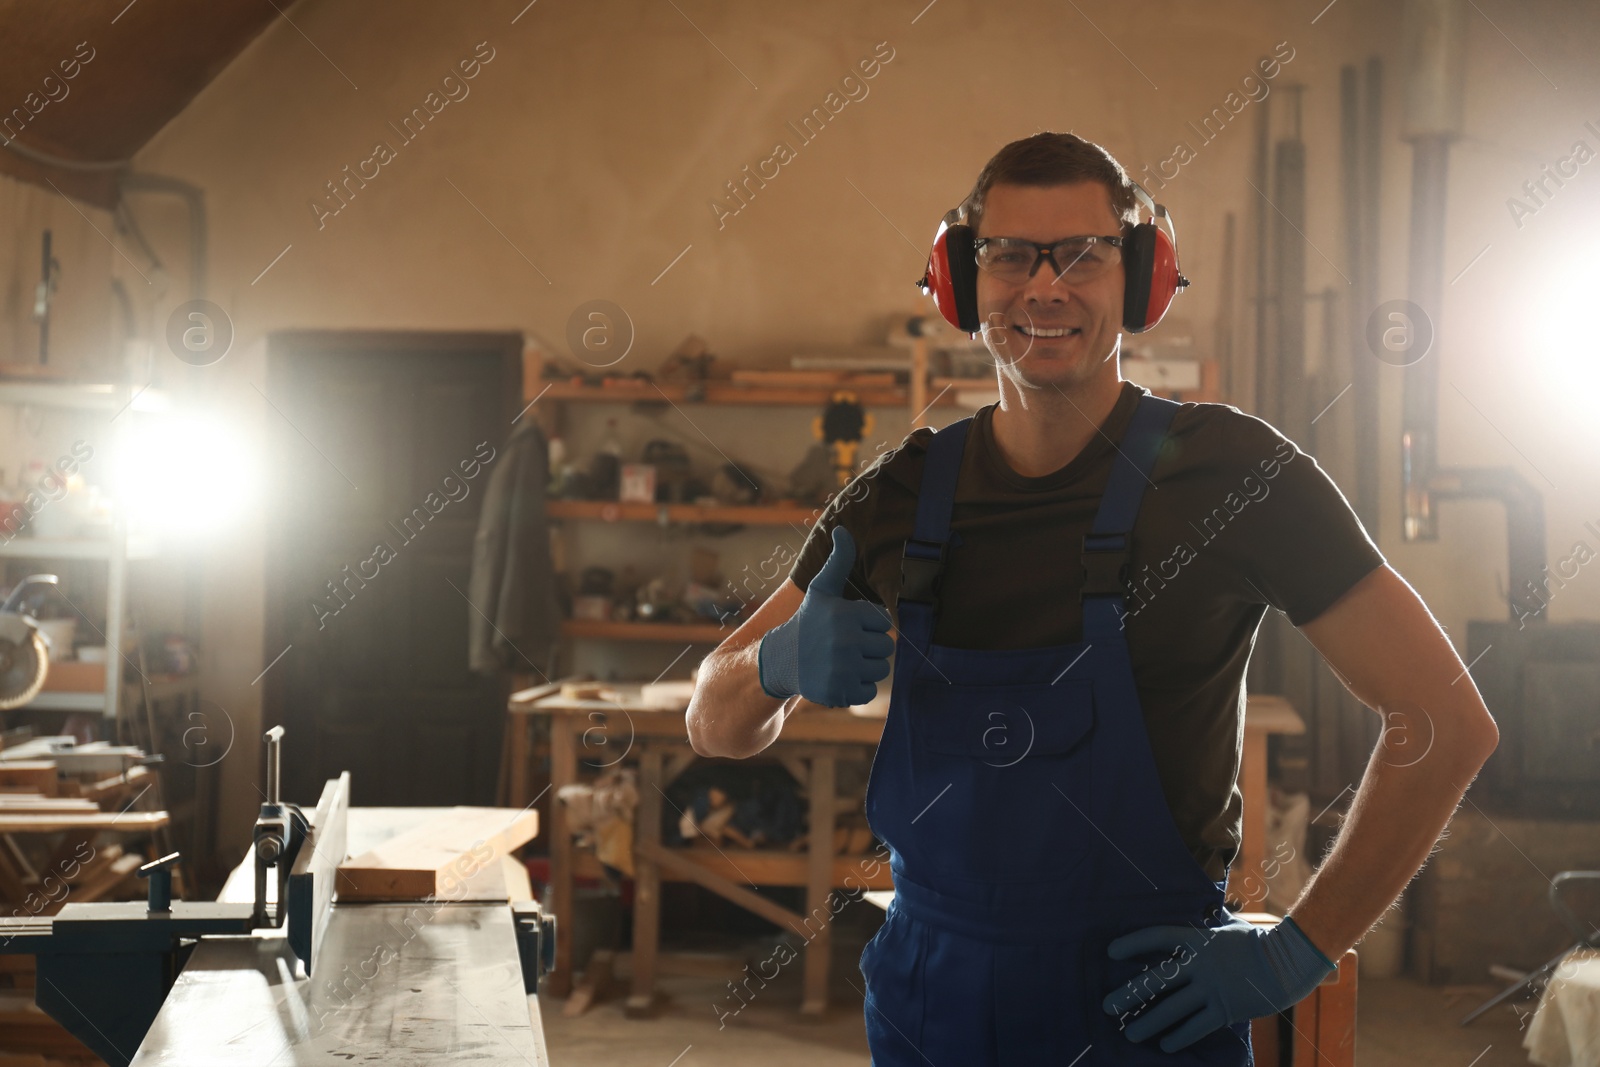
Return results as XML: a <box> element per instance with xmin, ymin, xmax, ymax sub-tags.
<box><xmin>975</xmin><ymin>237</ymin><xmax>1121</xmax><ymax>283</ymax></box>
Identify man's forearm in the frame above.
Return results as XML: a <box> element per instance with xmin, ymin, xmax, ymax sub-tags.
<box><xmin>686</xmin><ymin>641</ymin><xmax>794</xmax><ymax>758</ymax></box>
<box><xmin>1283</xmin><ymin>708</ymin><xmax>1497</xmax><ymax>959</ymax></box>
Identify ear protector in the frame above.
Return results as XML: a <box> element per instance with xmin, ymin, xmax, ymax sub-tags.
<box><xmin>916</xmin><ymin>181</ymin><xmax>1190</xmax><ymax>336</ymax></box>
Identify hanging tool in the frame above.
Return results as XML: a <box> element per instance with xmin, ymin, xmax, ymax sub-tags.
<box><xmin>32</xmin><ymin>230</ymin><xmax>60</xmax><ymax>365</ymax></box>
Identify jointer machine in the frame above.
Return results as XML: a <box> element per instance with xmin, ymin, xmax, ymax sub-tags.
<box><xmin>0</xmin><ymin>727</ymin><xmax>556</xmax><ymax>1066</ymax></box>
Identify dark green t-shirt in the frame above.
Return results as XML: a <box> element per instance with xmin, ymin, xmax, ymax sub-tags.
<box><xmin>786</xmin><ymin>380</ymin><xmax>1384</xmax><ymax>883</ymax></box>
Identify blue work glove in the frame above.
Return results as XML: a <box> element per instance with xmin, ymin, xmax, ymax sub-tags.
<box><xmin>1102</xmin><ymin>914</ymin><xmax>1336</xmax><ymax>1053</ymax></box>
<box><xmin>758</xmin><ymin>526</ymin><xmax>893</xmax><ymax>707</ymax></box>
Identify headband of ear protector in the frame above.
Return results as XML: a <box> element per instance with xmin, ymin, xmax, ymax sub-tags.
<box><xmin>916</xmin><ymin>181</ymin><xmax>1190</xmax><ymax>336</ymax></box>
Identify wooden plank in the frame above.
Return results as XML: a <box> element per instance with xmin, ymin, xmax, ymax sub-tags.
<box><xmin>627</xmin><ymin>749</ymin><xmax>664</xmax><ymax>1016</ymax></box>
<box><xmin>730</xmin><ymin>369</ymin><xmax>896</xmax><ymax>387</ymax></box>
<box><xmin>547</xmin><ymin>714</ymin><xmax>577</xmax><ymax>998</ymax></box>
<box><xmin>1315</xmin><ymin>950</ymin><xmax>1359</xmax><ymax>1066</ymax></box>
<box><xmin>516</xmin><ymin>697</ymin><xmax>885</xmax><ymax>745</ymax></box>
<box><xmin>637</xmin><ymin>840</ymin><xmax>807</xmax><ymax>934</ymax></box>
<box><xmin>538</xmin><ymin>380</ymin><xmax>925</xmax><ymax>408</ymax></box>
<box><xmin>802</xmin><ymin>753</ymin><xmax>835</xmax><ymax>1016</ymax></box>
<box><xmin>500</xmin><ymin>854</ymin><xmax>533</xmax><ymax>904</ymax></box>
<box><xmin>0</xmin><ymin>798</ymin><xmax>97</xmax><ymax>814</ymax></box>
<box><xmin>0</xmin><ymin>812</ymin><xmax>166</xmax><ymax>833</ymax></box>
<box><xmin>79</xmin><ymin>765</ymin><xmax>150</xmax><ymax>802</ymax></box>
<box><xmin>653</xmin><ymin>845</ymin><xmax>895</xmax><ymax>890</ymax></box>
<box><xmin>560</xmin><ymin>619</ymin><xmax>725</xmax><ymax>643</ymax></box>
<box><xmin>39</xmin><ymin>662</ymin><xmax>105</xmax><ymax>693</ymax></box>
<box><xmin>336</xmin><ymin>806</ymin><xmax>538</xmax><ymax>902</ymax></box>
<box><xmin>1291</xmin><ymin>980</ymin><xmax>1321</xmax><ymax>1064</ymax></box>
<box><xmin>507</xmin><ymin>680</ymin><xmax>566</xmax><ymax>708</ymax></box>
<box><xmin>289</xmin><ymin>773</ymin><xmax>350</xmax><ymax>974</ymax></box>
<box><xmin>0</xmin><ymin>764</ymin><xmax>57</xmax><ymax>796</ymax></box>
<box><xmin>0</xmin><ymin>742</ymin><xmax>142</xmax><ymax>776</ymax></box>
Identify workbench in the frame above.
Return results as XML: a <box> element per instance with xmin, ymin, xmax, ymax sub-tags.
<box><xmin>1232</xmin><ymin>694</ymin><xmax>1307</xmax><ymax>903</ymax></box>
<box><xmin>128</xmin><ymin>806</ymin><xmax>550</xmax><ymax>1066</ymax></box>
<box><xmin>508</xmin><ymin>684</ymin><xmax>892</xmax><ymax>1017</ymax></box>
<box><xmin>506</xmin><ymin>687</ymin><xmax>1305</xmax><ymax>1019</ymax></box>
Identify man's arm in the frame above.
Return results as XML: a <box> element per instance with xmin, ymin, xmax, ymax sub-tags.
<box><xmin>1285</xmin><ymin>562</ymin><xmax>1500</xmax><ymax>958</ymax></box>
<box><xmin>686</xmin><ymin>579</ymin><xmax>805</xmax><ymax>759</ymax></box>
<box><xmin>688</xmin><ymin>527</ymin><xmax>894</xmax><ymax>758</ymax></box>
<box><xmin>1103</xmin><ymin>562</ymin><xmax>1501</xmax><ymax>1051</ymax></box>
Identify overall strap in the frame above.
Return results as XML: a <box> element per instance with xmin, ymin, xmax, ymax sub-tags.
<box><xmin>898</xmin><ymin>417</ymin><xmax>973</xmax><ymax>614</ymax></box>
<box><xmin>1081</xmin><ymin>394</ymin><xmax>1181</xmax><ymax>641</ymax></box>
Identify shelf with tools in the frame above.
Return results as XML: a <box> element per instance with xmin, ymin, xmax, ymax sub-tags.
<box><xmin>546</xmin><ymin>499</ymin><xmax>818</xmax><ymax>526</ymax></box>
<box><xmin>531</xmin><ymin>354</ymin><xmax>885</xmax><ymax>669</ymax></box>
<box><xmin>534</xmin><ymin>379</ymin><xmax>950</xmax><ymax>409</ymax></box>
<box><xmin>0</xmin><ymin>378</ymin><xmax>174</xmax><ymax>721</ymax></box>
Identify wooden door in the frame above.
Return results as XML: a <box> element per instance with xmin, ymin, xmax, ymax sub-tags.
<box><xmin>263</xmin><ymin>331</ymin><xmax>522</xmax><ymax>807</ymax></box>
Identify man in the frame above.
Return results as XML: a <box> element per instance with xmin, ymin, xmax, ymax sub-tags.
<box><xmin>686</xmin><ymin>132</ymin><xmax>1498</xmax><ymax>1064</ymax></box>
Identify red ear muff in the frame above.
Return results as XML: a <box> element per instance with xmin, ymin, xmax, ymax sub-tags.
<box><xmin>918</xmin><ymin>184</ymin><xmax>1189</xmax><ymax>337</ymax></box>
<box><xmin>918</xmin><ymin>219</ymin><xmax>980</xmax><ymax>334</ymax></box>
<box><xmin>1122</xmin><ymin>192</ymin><xmax>1189</xmax><ymax>334</ymax></box>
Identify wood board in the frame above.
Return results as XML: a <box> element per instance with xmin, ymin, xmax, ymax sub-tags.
<box><xmin>335</xmin><ymin>806</ymin><xmax>538</xmax><ymax>902</ymax></box>
<box><xmin>0</xmin><ymin>812</ymin><xmax>167</xmax><ymax>833</ymax></box>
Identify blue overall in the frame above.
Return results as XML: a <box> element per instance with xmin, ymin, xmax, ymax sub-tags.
<box><xmin>859</xmin><ymin>395</ymin><xmax>1254</xmax><ymax>1066</ymax></box>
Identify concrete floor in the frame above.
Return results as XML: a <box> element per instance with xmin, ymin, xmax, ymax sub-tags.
<box><xmin>539</xmin><ymin>942</ymin><xmax>1544</xmax><ymax>1066</ymax></box>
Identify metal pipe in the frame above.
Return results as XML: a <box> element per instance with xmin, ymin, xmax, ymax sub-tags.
<box><xmin>1251</xmin><ymin>78</ymin><xmax>1273</xmax><ymax>418</ymax></box>
<box><xmin>1398</xmin><ymin>0</ymin><xmax>1546</xmax><ymax>623</ymax></box>
<box><xmin>1400</xmin><ymin>0</ymin><xmax>1465</xmax><ymax>541</ymax></box>
<box><xmin>117</xmin><ymin>173</ymin><xmax>207</xmax><ymax>301</ymax></box>
<box><xmin>1402</xmin><ymin>134</ymin><xmax>1451</xmax><ymax>541</ymax></box>
<box><xmin>1430</xmin><ymin>467</ymin><xmax>1548</xmax><ymax>623</ymax></box>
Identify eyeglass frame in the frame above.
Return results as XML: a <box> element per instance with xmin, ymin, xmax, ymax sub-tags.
<box><xmin>971</xmin><ymin>234</ymin><xmax>1126</xmax><ymax>283</ymax></box>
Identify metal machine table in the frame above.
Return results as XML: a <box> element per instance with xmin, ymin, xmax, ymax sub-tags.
<box><xmin>129</xmin><ymin>806</ymin><xmax>549</xmax><ymax>1066</ymax></box>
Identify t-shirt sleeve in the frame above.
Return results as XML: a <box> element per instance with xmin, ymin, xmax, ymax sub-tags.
<box><xmin>786</xmin><ymin>468</ymin><xmax>877</xmax><ymax>601</ymax></box>
<box><xmin>1221</xmin><ymin>413</ymin><xmax>1386</xmax><ymax>626</ymax></box>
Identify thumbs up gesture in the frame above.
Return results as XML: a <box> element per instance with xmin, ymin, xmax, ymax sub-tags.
<box><xmin>758</xmin><ymin>527</ymin><xmax>894</xmax><ymax>707</ymax></box>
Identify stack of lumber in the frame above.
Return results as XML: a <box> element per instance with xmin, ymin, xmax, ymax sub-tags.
<box><xmin>0</xmin><ymin>737</ymin><xmax>170</xmax><ymax>1067</ymax></box>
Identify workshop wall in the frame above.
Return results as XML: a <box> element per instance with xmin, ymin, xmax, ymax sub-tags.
<box><xmin>0</xmin><ymin>173</ymin><xmax>116</xmax><ymax>375</ymax></box>
<box><xmin>85</xmin><ymin>0</ymin><xmax>1600</xmax><ymax>849</ymax></box>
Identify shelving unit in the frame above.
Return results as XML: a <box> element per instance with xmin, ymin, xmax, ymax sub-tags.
<box><xmin>535</xmin><ymin>375</ymin><xmax>852</xmax><ymax>670</ymax></box>
<box><xmin>547</xmin><ymin>499</ymin><xmax>816</xmax><ymax>527</ymax></box>
<box><xmin>533</xmin><ymin>352</ymin><xmax>1219</xmax><ymax>666</ymax></box>
<box><xmin>0</xmin><ymin>379</ymin><xmax>167</xmax><ymax>721</ymax></box>
<box><xmin>537</xmin><ymin>379</ymin><xmax>947</xmax><ymax>409</ymax></box>
<box><xmin>0</xmin><ymin>537</ymin><xmax>160</xmax><ymax>561</ymax></box>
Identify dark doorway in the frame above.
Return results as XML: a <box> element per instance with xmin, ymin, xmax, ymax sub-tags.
<box><xmin>263</xmin><ymin>330</ymin><xmax>522</xmax><ymax>808</ymax></box>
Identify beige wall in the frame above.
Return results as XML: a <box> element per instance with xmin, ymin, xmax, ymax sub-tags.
<box><xmin>7</xmin><ymin>0</ymin><xmax>1592</xmax><ymax>850</ymax></box>
<box><xmin>0</xmin><ymin>174</ymin><xmax>116</xmax><ymax>373</ymax></box>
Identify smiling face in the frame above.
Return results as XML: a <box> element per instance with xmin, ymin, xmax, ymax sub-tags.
<box><xmin>974</xmin><ymin>181</ymin><xmax>1126</xmax><ymax>393</ymax></box>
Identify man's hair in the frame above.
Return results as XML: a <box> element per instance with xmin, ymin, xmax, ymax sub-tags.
<box><xmin>960</xmin><ymin>132</ymin><xmax>1141</xmax><ymax>235</ymax></box>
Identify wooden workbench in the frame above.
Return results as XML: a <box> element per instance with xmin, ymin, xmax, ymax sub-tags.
<box><xmin>508</xmin><ymin>685</ymin><xmax>891</xmax><ymax>1017</ymax></box>
<box><xmin>1232</xmin><ymin>695</ymin><xmax>1307</xmax><ymax>906</ymax></box>
<box><xmin>507</xmin><ymin>687</ymin><xmax>1304</xmax><ymax>1018</ymax></box>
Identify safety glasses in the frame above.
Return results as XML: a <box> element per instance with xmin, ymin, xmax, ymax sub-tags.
<box><xmin>973</xmin><ymin>235</ymin><xmax>1124</xmax><ymax>284</ymax></box>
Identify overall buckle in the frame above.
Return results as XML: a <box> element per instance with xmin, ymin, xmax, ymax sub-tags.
<box><xmin>1081</xmin><ymin>533</ymin><xmax>1130</xmax><ymax>600</ymax></box>
<box><xmin>900</xmin><ymin>539</ymin><xmax>946</xmax><ymax>606</ymax></box>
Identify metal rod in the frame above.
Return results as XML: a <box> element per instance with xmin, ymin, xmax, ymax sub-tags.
<box><xmin>264</xmin><ymin>726</ymin><xmax>284</xmax><ymax>806</ymax></box>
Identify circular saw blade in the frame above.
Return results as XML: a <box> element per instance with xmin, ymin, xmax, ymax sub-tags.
<box><xmin>0</xmin><ymin>630</ymin><xmax>49</xmax><ymax>710</ymax></box>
